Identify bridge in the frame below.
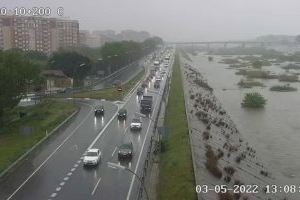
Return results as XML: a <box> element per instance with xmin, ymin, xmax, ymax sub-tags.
<box><xmin>170</xmin><ymin>40</ymin><xmax>297</xmax><ymax>48</ymax></box>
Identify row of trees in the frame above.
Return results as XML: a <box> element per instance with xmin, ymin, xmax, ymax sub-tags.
<box><xmin>48</xmin><ymin>37</ymin><xmax>163</xmax><ymax>80</ymax></box>
<box><xmin>0</xmin><ymin>37</ymin><xmax>163</xmax><ymax>121</ymax></box>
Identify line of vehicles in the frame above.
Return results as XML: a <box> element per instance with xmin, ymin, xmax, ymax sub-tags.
<box><xmin>83</xmin><ymin>48</ymin><xmax>172</xmax><ymax>167</ymax></box>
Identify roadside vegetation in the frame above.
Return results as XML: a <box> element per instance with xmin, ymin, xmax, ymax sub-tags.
<box><xmin>241</xmin><ymin>92</ymin><xmax>267</xmax><ymax>108</ymax></box>
<box><xmin>67</xmin><ymin>70</ymin><xmax>144</xmax><ymax>101</ymax></box>
<box><xmin>0</xmin><ymin>100</ymin><xmax>78</xmax><ymax>174</ymax></box>
<box><xmin>0</xmin><ymin>50</ymin><xmax>43</xmax><ymax>123</ymax></box>
<box><xmin>270</xmin><ymin>84</ymin><xmax>297</xmax><ymax>92</ymax></box>
<box><xmin>158</xmin><ymin>53</ymin><xmax>196</xmax><ymax>200</ymax></box>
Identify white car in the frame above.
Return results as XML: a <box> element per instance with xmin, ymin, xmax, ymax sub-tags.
<box><xmin>155</xmin><ymin>76</ymin><xmax>162</xmax><ymax>82</ymax></box>
<box><xmin>130</xmin><ymin>118</ymin><xmax>142</xmax><ymax>130</ymax></box>
<box><xmin>83</xmin><ymin>149</ymin><xmax>101</xmax><ymax>166</ymax></box>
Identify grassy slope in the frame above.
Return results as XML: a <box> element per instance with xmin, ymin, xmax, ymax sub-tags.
<box><xmin>158</xmin><ymin>54</ymin><xmax>196</xmax><ymax>200</ymax></box>
<box><xmin>0</xmin><ymin>100</ymin><xmax>78</xmax><ymax>173</ymax></box>
<box><xmin>70</xmin><ymin>70</ymin><xmax>144</xmax><ymax>101</ymax></box>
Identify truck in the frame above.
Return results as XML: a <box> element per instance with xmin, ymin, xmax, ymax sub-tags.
<box><xmin>154</xmin><ymin>80</ymin><xmax>160</xmax><ymax>89</ymax></box>
<box><xmin>140</xmin><ymin>95</ymin><xmax>153</xmax><ymax>113</ymax></box>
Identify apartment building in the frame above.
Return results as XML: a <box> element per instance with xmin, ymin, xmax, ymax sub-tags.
<box><xmin>0</xmin><ymin>15</ymin><xmax>79</xmax><ymax>54</ymax></box>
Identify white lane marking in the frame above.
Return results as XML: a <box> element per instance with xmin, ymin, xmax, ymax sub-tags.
<box><xmin>123</xmin><ymin>126</ymin><xmax>129</xmax><ymax>135</ymax></box>
<box><xmin>91</xmin><ymin>177</ymin><xmax>102</xmax><ymax>196</ymax></box>
<box><xmin>71</xmin><ymin>168</ymin><xmax>76</xmax><ymax>172</ymax></box>
<box><xmin>126</xmin><ymin>69</ymin><xmax>167</xmax><ymax>200</ymax></box>
<box><xmin>63</xmin><ymin>177</ymin><xmax>69</xmax><ymax>181</ymax></box>
<box><xmin>67</xmin><ymin>172</ymin><xmax>72</xmax><ymax>176</ymax></box>
<box><xmin>111</xmin><ymin>146</ymin><xmax>117</xmax><ymax>157</ymax></box>
<box><xmin>59</xmin><ymin>182</ymin><xmax>65</xmax><ymax>186</ymax></box>
<box><xmin>50</xmin><ymin>193</ymin><xmax>57</xmax><ymax>198</ymax></box>
<box><xmin>87</xmin><ymin>109</ymin><xmax>119</xmax><ymax>150</ymax></box>
<box><xmin>56</xmin><ymin>187</ymin><xmax>61</xmax><ymax>192</ymax></box>
<box><xmin>6</xmin><ymin>102</ymin><xmax>94</xmax><ymax>200</ymax></box>
<box><xmin>77</xmin><ymin>160</ymin><xmax>81</xmax><ymax>164</ymax></box>
<box><xmin>74</xmin><ymin>164</ymin><xmax>79</xmax><ymax>168</ymax></box>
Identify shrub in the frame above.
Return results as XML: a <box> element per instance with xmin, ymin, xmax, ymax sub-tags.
<box><xmin>224</xmin><ymin>166</ymin><xmax>236</xmax><ymax>176</ymax></box>
<box><xmin>218</xmin><ymin>192</ymin><xmax>234</xmax><ymax>200</ymax></box>
<box><xmin>205</xmin><ymin>146</ymin><xmax>223</xmax><ymax>179</ymax></box>
<box><xmin>241</xmin><ymin>92</ymin><xmax>267</xmax><ymax>108</ymax></box>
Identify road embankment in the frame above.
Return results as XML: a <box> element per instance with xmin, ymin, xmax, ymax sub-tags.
<box><xmin>0</xmin><ymin>100</ymin><xmax>79</xmax><ymax>177</ymax></box>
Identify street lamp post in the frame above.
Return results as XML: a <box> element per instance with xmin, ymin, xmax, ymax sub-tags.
<box><xmin>72</xmin><ymin>63</ymin><xmax>86</xmax><ymax>103</ymax></box>
<box><xmin>107</xmin><ymin>162</ymin><xmax>150</xmax><ymax>200</ymax></box>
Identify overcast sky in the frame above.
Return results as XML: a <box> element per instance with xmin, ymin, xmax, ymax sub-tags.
<box><xmin>3</xmin><ymin>0</ymin><xmax>300</xmax><ymax>42</ymax></box>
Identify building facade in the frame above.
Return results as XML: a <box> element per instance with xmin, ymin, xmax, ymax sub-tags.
<box><xmin>0</xmin><ymin>15</ymin><xmax>79</xmax><ymax>54</ymax></box>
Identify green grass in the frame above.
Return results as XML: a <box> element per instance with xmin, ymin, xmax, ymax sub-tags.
<box><xmin>67</xmin><ymin>70</ymin><xmax>144</xmax><ymax>101</ymax></box>
<box><xmin>0</xmin><ymin>100</ymin><xmax>78</xmax><ymax>174</ymax></box>
<box><xmin>158</xmin><ymin>53</ymin><xmax>197</xmax><ymax>200</ymax></box>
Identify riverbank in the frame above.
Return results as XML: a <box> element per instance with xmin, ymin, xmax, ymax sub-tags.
<box><xmin>180</xmin><ymin>53</ymin><xmax>288</xmax><ymax>199</ymax></box>
<box><xmin>158</xmin><ymin>53</ymin><xmax>196</xmax><ymax>200</ymax></box>
<box><xmin>0</xmin><ymin>100</ymin><xmax>78</xmax><ymax>174</ymax></box>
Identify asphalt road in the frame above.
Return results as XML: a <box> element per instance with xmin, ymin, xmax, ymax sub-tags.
<box><xmin>92</xmin><ymin>58</ymin><xmax>147</xmax><ymax>91</ymax></box>
<box><xmin>0</xmin><ymin>50</ymin><xmax>173</xmax><ymax>200</ymax></box>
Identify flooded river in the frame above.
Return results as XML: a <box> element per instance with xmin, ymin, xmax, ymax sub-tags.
<box><xmin>190</xmin><ymin>53</ymin><xmax>300</xmax><ymax>188</ymax></box>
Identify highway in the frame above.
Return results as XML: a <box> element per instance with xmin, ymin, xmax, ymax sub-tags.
<box><xmin>92</xmin><ymin>58</ymin><xmax>147</xmax><ymax>91</ymax></box>
<box><xmin>0</xmin><ymin>49</ymin><xmax>173</xmax><ymax>200</ymax></box>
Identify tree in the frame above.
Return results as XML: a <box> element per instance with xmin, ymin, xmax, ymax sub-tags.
<box><xmin>48</xmin><ymin>51</ymin><xmax>92</xmax><ymax>79</ymax></box>
<box><xmin>0</xmin><ymin>50</ymin><xmax>41</xmax><ymax>121</ymax></box>
<box><xmin>24</xmin><ymin>50</ymin><xmax>47</xmax><ymax>61</ymax></box>
<box><xmin>241</xmin><ymin>92</ymin><xmax>267</xmax><ymax>108</ymax></box>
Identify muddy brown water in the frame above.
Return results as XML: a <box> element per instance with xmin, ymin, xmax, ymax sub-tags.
<box><xmin>188</xmin><ymin>53</ymin><xmax>300</xmax><ymax>198</ymax></box>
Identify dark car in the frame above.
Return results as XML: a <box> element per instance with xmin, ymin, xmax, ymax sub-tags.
<box><xmin>117</xmin><ymin>108</ymin><xmax>127</xmax><ymax>120</ymax></box>
<box><xmin>137</xmin><ymin>87</ymin><xmax>144</xmax><ymax>96</ymax></box>
<box><xmin>118</xmin><ymin>142</ymin><xmax>133</xmax><ymax>160</ymax></box>
<box><xmin>141</xmin><ymin>81</ymin><xmax>148</xmax><ymax>88</ymax></box>
<box><xmin>154</xmin><ymin>80</ymin><xmax>160</xmax><ymax>89</ymax></box>
<box><xmin>94</xmin><ymin>105</ymin><xmax>104</xmax><ymax>116</ymax></box>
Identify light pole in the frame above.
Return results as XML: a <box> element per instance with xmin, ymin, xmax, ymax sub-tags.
<box><xmin>107</xmin><ymin>162</ymin><xmax>150</xmax><ymax>200</ymax></box>
<box><xmin>72</xmin><ymin>63</ymin><xmax>86</xmax><ymax>102</ymax></box>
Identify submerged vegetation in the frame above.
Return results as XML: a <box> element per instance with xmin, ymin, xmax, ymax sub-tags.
<box><xmin>238</xmin><ymin>79</ymin><xmax>264</xmax><ymax>88</ymax></box>
<box><xmin>270</xmin><ymin>84</ymin><xmax>297</xmax><ymax>92</ymax></box>
<box><xmin>241</xmin><ymin>92</ymin><xmax>267</xmax><ymax>108</ymax></box>
<box><xmin>235</xmin><ymin>69</ymin><xmax>277</xmax><ymax>79</ymax></box>
<box><xmin>278</xmin><ymin>74</ymin><xmax>299</xmax><ymax>82</ymax></box>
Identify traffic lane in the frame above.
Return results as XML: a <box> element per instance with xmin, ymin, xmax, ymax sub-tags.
<box><xmin>126</xmin><ymin>64</ymin><xmax>172</xmax><ymax>200</ymax></box>
<box><xmin>55</xmin><ymin>90</ymin><xmax>145</xmax><ymax>200</ymax></box>
<box><xmin>54</xmin><ymin>63</ymin><xmax>164</xmax><ymax>200</ymax></box>
<box><xmin>93</xmin><ymin>81</ymin><xmax>164</xmax><ymax>200</ymax></box>
<box><xmin>93</xmin><ymin>62</ymin><xmax>143</xmax><ymax>90</ymax></box>
<box><xmin>2</xmin><ymin>100</ymin><xmax>118</xmax><ymax>200</ymax></box>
